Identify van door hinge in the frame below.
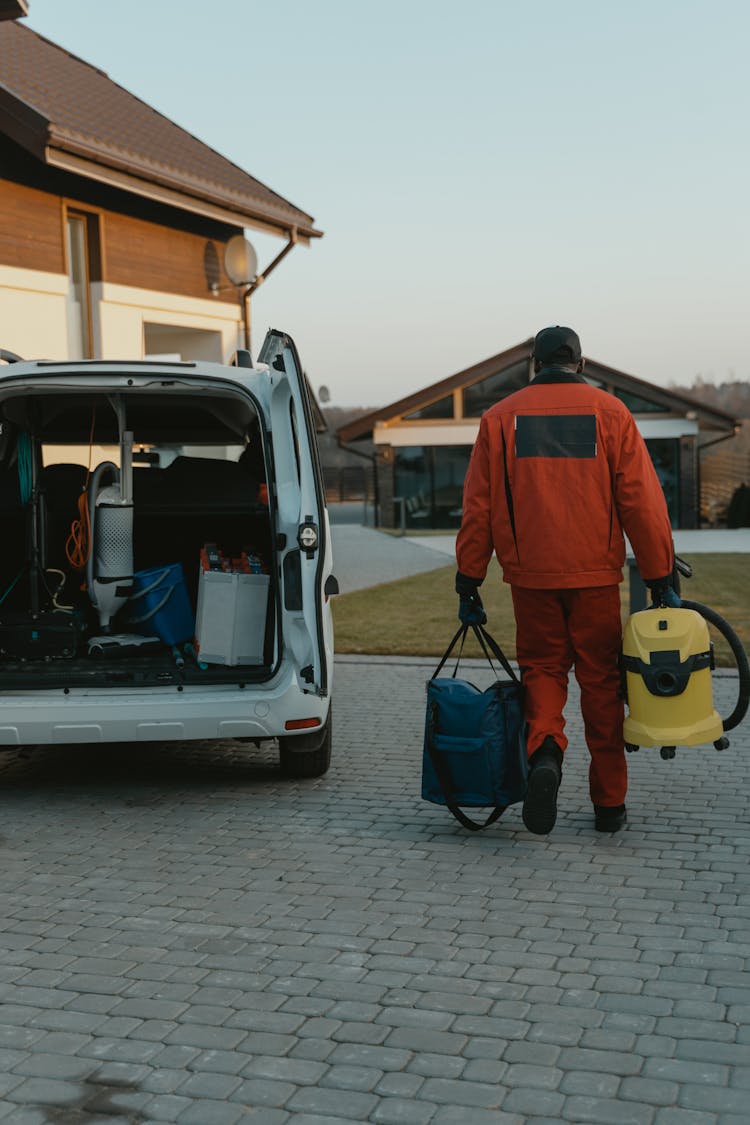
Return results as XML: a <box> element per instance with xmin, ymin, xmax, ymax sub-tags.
<box><xmin>300</xmin><ymin>665</ymin><xmax>314</xmax><ymax>683</ymax></box>
<box><xmin>298</xmin><ymin>517</ymin><xmax>318</xmax><ymax>558</ymax></box>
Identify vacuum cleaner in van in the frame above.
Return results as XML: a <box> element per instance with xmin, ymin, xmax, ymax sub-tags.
<box><xmin>86</xmin><ymin>399</ymin><xmax>136</xmax><ymax>639</ymax></box>
<box><xmin>0</xmin><ymin>331</ymin><xmax>335</xmax><ymax>778</ymax></box>
<box><xmin>622</xmin><ymin>557</ymin><xmax>749</xmax><ymax>759</ymax></box>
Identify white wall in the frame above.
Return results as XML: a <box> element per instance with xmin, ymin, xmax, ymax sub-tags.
<box><xmin>373</xmin><ymin>416</ymin><xmax>700</xmax><ymax>447</ymax></box>
<box><xmin>374</xmin><ymin>421</ymin><xmax>480</xmax><ymax>447</ymax></box>
<box><xmin>0</xmin><ymin>265</ymin><xmax>68</xmax><ymax>361</ymax></box>
<box><xmin>0</xmin><ymin>266</ymin><xmax>243</xmax><ymax>363</ymax></box>
<box><xmin>97</xmin><ymin>283</ymin><xmax>242</xmax><ymax>362</ymax></box>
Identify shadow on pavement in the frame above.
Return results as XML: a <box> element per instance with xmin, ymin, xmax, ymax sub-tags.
<box><xmin>0</xmin><ymin>739</ymin><xmax>284</xmax><ymax>792</ymax></box>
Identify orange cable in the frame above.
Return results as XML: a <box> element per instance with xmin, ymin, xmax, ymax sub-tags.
<box><xmin>65</xmin><ymin>489</ymin><xmax>91</xmax><ymax>570</ymax></box>
<box><xmin>65</xmin><ymin>406</ymin><xmax>96</xmax><ymax>570</ymax></box>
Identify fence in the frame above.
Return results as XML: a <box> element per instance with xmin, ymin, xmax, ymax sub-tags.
<box><xmin>700</xmin><ymin>447</ymin><xmax>750</xmax><ymax>526</ymax></box>
<box><xmin>322</xmin><ymin>464</ymin><xmax>376</xmax><ymax>503</ymax></box>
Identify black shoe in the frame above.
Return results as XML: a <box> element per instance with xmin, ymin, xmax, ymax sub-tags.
<box><xmin>522</xmin><ymin>737</ymin><xmax>563</xmax><ymax>835</ymax></box>
<box><xmin>594</xmin><ymin>804</ymin><xmax>627</xmax><ymax>833</ymax></box>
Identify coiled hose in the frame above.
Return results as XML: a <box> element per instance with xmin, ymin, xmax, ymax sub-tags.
<box><xmin>680</xmin><ymin>599</ymin><xmax>750</xmax><ymax>732</ymax></box>
<box><xmin>672</xmin><ymin>555</ymin><xmax>750</xmax><ymax>733</ymax></box>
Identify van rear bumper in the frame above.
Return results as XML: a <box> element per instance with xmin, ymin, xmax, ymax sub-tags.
<box><xmin>0</xmin><ymin>671</ymin><xmax>330</xmax><ymax>747</ymax></box>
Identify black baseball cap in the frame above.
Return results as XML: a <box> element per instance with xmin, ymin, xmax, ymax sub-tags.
<box><xmin>532</xmin><ymin>326</ymin><xmax>582</xmax><ymax>365</ymax></box>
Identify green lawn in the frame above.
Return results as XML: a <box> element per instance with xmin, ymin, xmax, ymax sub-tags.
<box><xmin>332</xmin><ymin>554</ymin><xmax>750</xmax><ymax>666</ymax></box>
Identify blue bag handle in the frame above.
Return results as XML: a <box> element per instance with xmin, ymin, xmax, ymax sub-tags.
<box><xmin>431</xmin><ymin>623</ymin><xmax>520</xmax><ymax>685</ymax></box>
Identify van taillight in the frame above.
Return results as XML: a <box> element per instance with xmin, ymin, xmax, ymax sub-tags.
<box><xmin>285</xmin><ymin>718</ymin><xmax>321</xmax><ymax>731</ymax></box>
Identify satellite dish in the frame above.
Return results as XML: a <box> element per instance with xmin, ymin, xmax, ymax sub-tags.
<box><xmin>224</xmin><ymin>235</ymin><xmax>258</xmax><ymax>287</ymax></box>
<box><xmin>318</xmin><ymin>385</ymin><xmax>330</xmax><ymax>404</ymax></box>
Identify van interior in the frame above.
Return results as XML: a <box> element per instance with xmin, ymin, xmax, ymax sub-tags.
<box><xmin>0</xmin><ymin>385</ymin><xmax>277</xmax><ymax>689</ymax></box>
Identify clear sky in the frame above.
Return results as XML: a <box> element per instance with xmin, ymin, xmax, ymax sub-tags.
<box><xmin>25</xmin><ymin>0</ymin><xmax>750</xmax><ymax>407</ymax></box>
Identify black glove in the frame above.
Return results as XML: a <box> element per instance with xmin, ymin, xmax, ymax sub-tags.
<box><xmin>645</xmin><ymin>576</ymin><xmax>682</xmax><ymax>608</ymax></box>
<box><xmin>456</xmin><ymin>572</ymin><xmax>487</xmax><ymax>626</ymax></box>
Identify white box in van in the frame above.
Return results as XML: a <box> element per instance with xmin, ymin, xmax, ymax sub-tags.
<box><xmin>196</xmin><ymin>570</ymin><xmax>270</xmax><ymax>666</ymax></box>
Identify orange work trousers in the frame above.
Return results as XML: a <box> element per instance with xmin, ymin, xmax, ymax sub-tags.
<box><xmin>511</xmin><ymin>584</ymin><xmax>626</xmax><ymax>808</ymax></box>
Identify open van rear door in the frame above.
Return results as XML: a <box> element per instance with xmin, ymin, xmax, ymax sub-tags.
<box><xmin>258</xmin><ymin>330</ymin><xmax>331</xmax><ymax>697</ymax></box>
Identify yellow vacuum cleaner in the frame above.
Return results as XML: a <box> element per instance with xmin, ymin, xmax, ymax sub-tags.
<box><xmin>622</xmin><ymin>557</ymin><xmax>750</xmax><ymax>760</ymax></box>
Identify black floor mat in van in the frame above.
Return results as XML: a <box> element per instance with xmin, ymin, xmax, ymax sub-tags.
<box><xmin>0</xmin><ymin>652</ymin><xmax>273</xmax><ymax>690</ymax></box>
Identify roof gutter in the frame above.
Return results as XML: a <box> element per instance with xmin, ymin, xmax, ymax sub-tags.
<box><xmin>697</xmin><ymin>423</ymin><xmax>742</xmax><ymax>456</ymax></box>
<box><xmin>45</xmin><ymin>145</ymin><xmax>321</xmax><ymax>242</ymax></box>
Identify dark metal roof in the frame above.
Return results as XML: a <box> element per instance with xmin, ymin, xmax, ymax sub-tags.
<box><xmin>337</xmin><ymin>339</ymin><xmax>739</xmax><ymax>443</ymax></box>
<box><xmin>0</xmin><ymin>21</ymin><xmax>322</xmax><ymax>239</ymax></box>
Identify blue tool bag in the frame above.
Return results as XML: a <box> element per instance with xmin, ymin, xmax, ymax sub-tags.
<box><xmin>422</xmin><ymin>623</ymin><xmax>529</xmax><ymax>831</ymax></box>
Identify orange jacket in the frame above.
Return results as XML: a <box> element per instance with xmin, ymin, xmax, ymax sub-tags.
<box><xmin>455</xmin><ymin>370</ymin><xmax>674</xmax><ymax>588</ymax></box>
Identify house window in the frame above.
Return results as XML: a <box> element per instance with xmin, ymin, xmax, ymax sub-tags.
<box><xmin>463</xmin><ymin>361</ymin><xmax>529</xmax><ymax>417</ymax></box>
<box><xmin>646</xmin><ymin>438</ymin><xmax>680</xmax><ymax>527</ymax></box>
<box><xmin>143</xmin><ymin>323</ymin><xmax>223</xmax><ymax>362</ymax></box>
<box><xmin>403</xmin><ymin>395</ymin><xmax>454</xmax><ymax>421</ymax></box>
<box><xmin>64</xmin><ymin>209</ymin><xmax>102</xmax><ymax>360</ymax></box>
<box><xmin>65</xmin><ymin>213</ymin><xmax>93</xmax><ymax>359</ymax></box>
<box><xmin>394</xmin><ymin>445</ymin><xmax>473</xmax><ymax>529</ymax></box>
<box><xmin>394</xmin><ymin>447</ymin><xmax>430</xmax><ymax>529</ymax></box>
<box><xmin>615</xmin><ymin>388</ymin><xmax>667</xmax><ymax>413</ymax></box>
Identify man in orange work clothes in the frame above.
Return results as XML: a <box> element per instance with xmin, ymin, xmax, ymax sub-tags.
<box><xmin>455</xmin><ymin>326</ymin><xmax>676</xmax><ymax>834</ymax></box>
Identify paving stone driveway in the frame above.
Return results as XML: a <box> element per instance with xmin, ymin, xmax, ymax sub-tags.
<box><xmin>0</xmin><ymin>658</ymin><xmax>747</xmax><ymax>1124</ymax></box>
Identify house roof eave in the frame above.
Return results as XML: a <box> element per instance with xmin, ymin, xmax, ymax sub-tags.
<box><xmin>586</xmin><ymin>357</ymin><xmax>739</xmax><ymax>431</ymax></box>
<box><xmin>0</xmin><ymin>85</ymin><xmax>49</xmax><ymax>159</ymax></box>
<box><xmin>338</xmin><ymin>343</ymin><xmax>740</xmax><ymax>445</ymax></box>
<box><xmin>45</xmin><ymin>126</ymin><xmax>322</xmax><ymax>240</ymax></box>
<box><xmin>0</xmin><ymin>23</ymin><xmax>323</xmax><ymax>240</ymax></box>
<box><xmin>45</xmin><ymin>143</ymin><xmax>322</xmax><ymax>241</ymax></box>
<box><xmin>0</xmin><ymin>0</ymin><xmax>28</xmax><ymax>20</ymax></box>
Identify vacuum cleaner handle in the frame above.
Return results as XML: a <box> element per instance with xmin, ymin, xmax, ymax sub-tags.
<box><xmin>674</xmin><ymin>555</ymin><xmax>693</xmax><ymax>580</ymax></box>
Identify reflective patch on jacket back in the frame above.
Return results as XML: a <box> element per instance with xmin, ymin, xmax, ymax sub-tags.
<box><xmin>515</xmin><ymin>414</ymin><xmax>597</xmax><ymax>458</ymax></box>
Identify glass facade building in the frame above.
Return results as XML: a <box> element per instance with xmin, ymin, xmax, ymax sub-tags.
<box><xmin>394</xmin><ymin>438</ymin><xmax>681</xmax><ymax>530</ymax></box>
<box><xmin>394</xmin><ymin>445</ymin><xmax>474</xmax><ymax>529</ymax></box>
<box><xmin>336</xmin><ymin>341</ymin><xmax>737</xmax><ymax>532</ymax></box>
<box><xmin>389</xmin><ymin>368</ymin><xmax>689</xmax><ymax>529</ymax></box>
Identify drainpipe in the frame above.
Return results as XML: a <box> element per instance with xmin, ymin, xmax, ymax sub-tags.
<box><xmin>241</xmin><ymin>229</ymin><xmax>299</xmax><ymax>352</ymax></box>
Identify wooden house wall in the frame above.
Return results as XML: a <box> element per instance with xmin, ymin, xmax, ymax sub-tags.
<box><xmin>101</xmin><ymin>211</ymin><xmax>234</xmax><ymax>302</ymax></box>
<box><xmin>0</xmin><ymin>136</ymin><xmax>240</xmax><ymax>302</ymax></box>
<box><xmin>0</xmin><ymin>176</ymin><xmax>64</xmax><ymax>273</ymax></box>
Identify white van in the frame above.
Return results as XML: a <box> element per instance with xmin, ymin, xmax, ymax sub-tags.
<box><xmin>0</xmin><ymin>331</ymin><xmax>335</xmax><ymax>776</ymax></box>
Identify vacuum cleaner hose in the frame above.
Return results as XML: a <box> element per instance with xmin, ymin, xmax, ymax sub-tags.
<box><xmin>680</xmin><ymin>599</ymin><xmax>750</xmax><ymax>732</ymax></box>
